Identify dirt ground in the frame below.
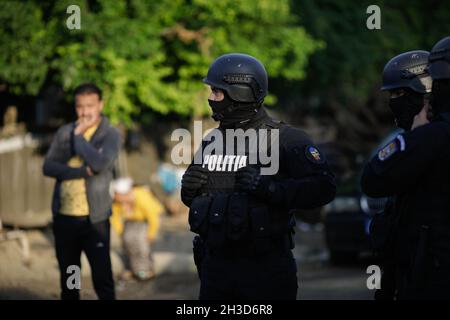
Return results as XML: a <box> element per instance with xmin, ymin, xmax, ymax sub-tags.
<box><xmin>0</xmin><ymin>214</ymin><xmax>199</xmax><ymax>300</ymax></box>
<box><xmin>0</xmin><ymin>214</ymin><xmax>375</xmax><ymax>300</ymax></box>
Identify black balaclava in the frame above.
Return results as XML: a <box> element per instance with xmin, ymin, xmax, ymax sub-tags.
<box><xmin>208</xmin><ymin>92</ymin><xmax>259</xmax><ymax>128</ymax></box>
<box><xmin>388</xmin><ymin>90</ymin><xmax>424</xmax><ymax>130</ymax></box>
<box><xmin>430</xmin><ymin>79</ymin><xmax>450</xmax><ymax>115</ymax></box>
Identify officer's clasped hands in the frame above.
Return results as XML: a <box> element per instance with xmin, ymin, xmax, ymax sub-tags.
<box><xmin>235</xmin><ymin>165</ymin><xmax>272</xmax><ymax>197</ymax></box>
<box><xmin>181</xmin><ymin>166</ymin><xmax>209</xmax><ymax>204</ymax></box>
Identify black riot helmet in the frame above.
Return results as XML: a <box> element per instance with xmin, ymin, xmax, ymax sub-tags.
<box><xmin>203</xmin><ymin>53</ymin><xmax>268</xmax><ymax>104</ymax></box>
<box><xmin>381</xmin><ymin>50</ymin><xmax>432</xmax><ymax>94</ymax></box>
<box><xmin>428</xmin><ymin>36</ymin><xmax>450</xmax><ymax>80</ymax></box>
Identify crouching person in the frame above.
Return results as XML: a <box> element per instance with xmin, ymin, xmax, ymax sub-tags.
<box><xmin>111</xmin><ymin>177</ymin><xmax>164</xmax><ymax>281</ymax></box>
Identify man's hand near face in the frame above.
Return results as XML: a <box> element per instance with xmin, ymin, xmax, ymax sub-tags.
<box><xmin>74</xmin><ymin>117</ymin><xmax>98</xmax><ymax>135</ymax></box>
<box><xmin>74</xmin><ymin>116</ymin><xmax>98</xmax><ymax>176</ymax></box>
<box><xmin>86</xmin><ymin>166</ymin><xmax>94</xmax><ymax>176</ymax></box>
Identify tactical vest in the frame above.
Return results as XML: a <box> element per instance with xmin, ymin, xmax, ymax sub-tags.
<box><xmin>188</xmin><ymin>117</ymin><xmax>295</xmax><ymax>254</ymax></box>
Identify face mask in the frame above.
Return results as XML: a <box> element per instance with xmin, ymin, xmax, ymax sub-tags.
<box><xmin>208</xmin><ymin>94</ymin><xmax>259</xmax><ymax>128</ymax></box>
<box><xmin>208</xmin><ymin>93</ymin><xmax>233</xmax><ymax>122</ymax></box>
<box><xmin>430</xmin><ymin>80</ymin><xmax>450</xmax><ymax>115</ymax></box>
<box><xmin>389</xmin><ymin>91</ymin><xmax>424</xmax><ymax>130</ymax></box>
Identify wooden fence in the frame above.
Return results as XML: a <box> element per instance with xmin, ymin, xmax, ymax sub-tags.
<box><xmin>0</xmin><ymin>134</ymin><xmax>54</xmax><ymax>227</ymax></box>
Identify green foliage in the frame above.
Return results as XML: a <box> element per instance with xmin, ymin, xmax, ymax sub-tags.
<box><xmin>294</xmin><ymin>0</ymin><xmax>450</xmax><ymax>110</ymax></box>
<box><xmin>3</xmin><ymin>0</ymin><xmax>448</xmax><ymax>132</ymax></box>
<box><xmin>0</xmin><ymin>0</ymin><xmax>321</xmax><ymax>126</ymax></box>
<box><xmin>283</xmin><ymin>0</ymin><xmax>450</xmax><ymax>163</ymax></box>
<box><xmin>0</xmin><ymin>1</ymin><xmax>56</xmax><ymax>95</ymax></box>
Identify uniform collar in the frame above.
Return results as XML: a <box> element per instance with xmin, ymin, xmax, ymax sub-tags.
<box><xmin>219</xmin><ymin>105</ymin><xmax>270</xmax><ymax>130</ymax></box>
<box><xmin>436</xmin><ymin>112</ymin><xmax>450</xmax><ymax>124</ymax></box>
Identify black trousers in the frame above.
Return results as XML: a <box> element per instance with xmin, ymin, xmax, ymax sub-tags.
<box><xmin>199</xmin><ymin>249</ymin><xmax>298</xmax><ymax>300</ymax></box>
<box><xmin>53</xmin><ymin>215</ymin><xmax>115</xmax><ymax>300</ymax></box>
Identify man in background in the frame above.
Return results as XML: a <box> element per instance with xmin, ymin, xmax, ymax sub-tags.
<box><xmin>43</xmin><ymin>83</ymin><xmax>120</xmax><ymax>300</ymax></box>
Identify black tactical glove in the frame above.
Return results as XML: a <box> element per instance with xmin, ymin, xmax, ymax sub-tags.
<box><xmin>181</xmin><ymin>165</ymin><xmax>209</xmax><ymax>206</ymax></box>
<box><xmin>235</xmin><ymin>165</ymin><xmax>275</xmax><ymax>198</ymax></box>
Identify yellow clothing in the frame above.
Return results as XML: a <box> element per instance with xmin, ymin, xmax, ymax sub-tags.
<box><xmin>111</xmin><ymin>186</ymin><xmax>164</xmax><ymax>240</ymax></box>
<box><xmin>60</xmin><ymin>124</ymin><xmax>98</xmax><ymax>216</ymax></box>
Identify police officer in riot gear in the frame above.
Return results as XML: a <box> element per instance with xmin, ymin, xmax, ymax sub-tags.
<box><xmin>362</xmin><ymin>37</ymin><xmax>450</xmax><ymax>299</ymax></box>
<box><xmin>428</xmin><ymin>36</ymin><xmax>450</xmax><ymax>115</ymax></box>
<box><xmin>181</xmin><ymin>53</ymin><xmax>336</xmax><ymax>300</ymax></box>
<box><xmin>381</xmin><ymin>51</ymin><xmax>432</xmax><ymax>131</ymax></box>
<box><xmin>367</xmin><ymin>50</ymin><xmax>432</xmax><ymax>300</ymax></box>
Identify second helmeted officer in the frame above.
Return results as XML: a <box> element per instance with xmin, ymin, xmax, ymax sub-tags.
<box><xmin>367</xmin><ymin>50</ymin><xmax>432</xmax><ymax>300</ymax></box>
<box><xmin>362</xmin><ymin>37</ymin><xmax>450</xmax><ymax>299</ymax></box>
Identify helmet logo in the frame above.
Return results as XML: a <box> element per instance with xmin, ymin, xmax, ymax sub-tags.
<box><xmin>223</xmin><ymin>74</ymin><xmax>253</xmax><ymax>84</ymax></box>
<box><xmin>401</xmin><ymin>65</ymin><xmax>426</xmax><ymax>79</ymax></box>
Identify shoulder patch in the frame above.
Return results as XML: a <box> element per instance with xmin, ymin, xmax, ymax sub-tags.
<box><xmin>305</xmin><ymin>145</ymin><xmax>325</xmax><ymax>164</ymax></box>
<box><xmin>377</xmin><ymin>135</ymin><xmax>406</xmax><ymax>162</ymax></box>
<box><xmin>378</xmin><ymin>140</ymin><xmax>398</xmax><ymax>161</ymax></box>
